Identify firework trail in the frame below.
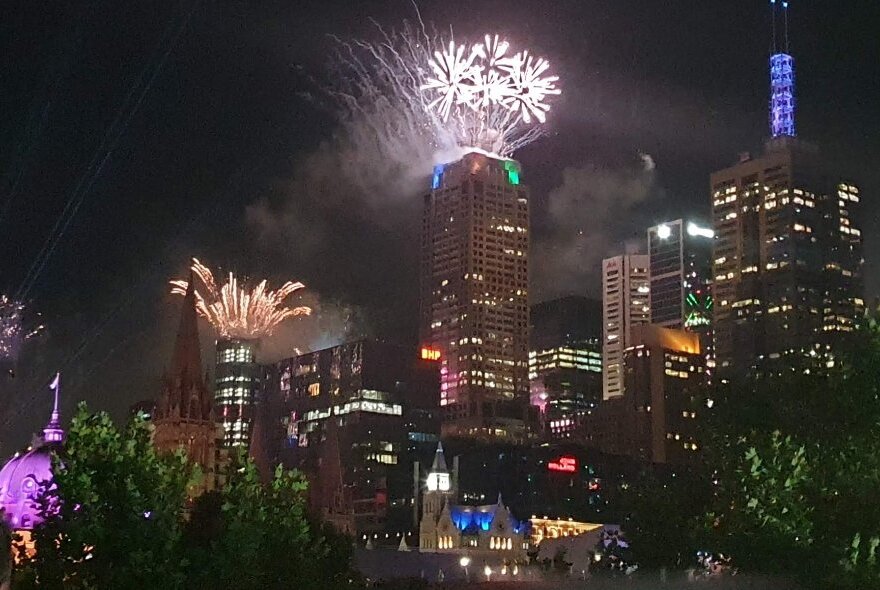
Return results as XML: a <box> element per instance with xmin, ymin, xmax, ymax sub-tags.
<box><xmin>0</xmin><ymin>295</ymin><xmax>44</xmax><ymax>365</ymax></box>
<box><xmin>170</xmin><ymin>258</ymin><xmax>312</xmax><ymax>340</ymax></box>
<box><xmin>328</xmin><ymin>20</ymin><xmax>560</xmax><ymax>164</ymax></box>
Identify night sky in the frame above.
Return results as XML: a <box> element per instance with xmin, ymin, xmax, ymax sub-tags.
<box><xmin>1</xmin><ymin>0</ymin><xmax>878</xmax><ymax>450</ymax></box>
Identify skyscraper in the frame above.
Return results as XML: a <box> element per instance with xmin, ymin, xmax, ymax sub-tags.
<box><xmin>601</xmin><ymin>254</ymin><xmax>650</xmax><ymax>400</ymax></box>
<box><xmin>420</xmin><ymin>152</ymin><xmax>530</xmax><ymax>440</ymax></box>
<box><xmin>710</xmin><ymin>2</ymin><xmax>863</xmax><ymax>376</ymax></box>
<box><xmin>528</xmin><ymin>296</ymin><xmax>602</xmax><ymax>440</ymax></box>
<box><xmin>647</xmin><ymin>219</ymin><xmax>715</xmax><ymax>371</ymax></box>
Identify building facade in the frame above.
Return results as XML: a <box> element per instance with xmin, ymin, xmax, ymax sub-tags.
<box><xmin>710</xmin><ymin>12</ymin><xmax>863</xmax><ymax>377</ymax></box>
<box><xmin>711</xmin><ymin>140</ymin><xmax>863</xmax><ymax>376</ymax></box>
<box><xmin>647</xmin><ymin>219</ymin><xmax>715</xmax><ymax>377</ymax></box>
<box><xmin>418</xmin><ymin>443</ymin><xmax>528</xmax><ymax>557</ymax></box>
<box><xmin>214</xmin><ymin>338</ymin><xmax>260</xmax><ymax>448</ymax></box>
<box><xmin>593</xmin><ymin>325</ymin><xmax>704</xmax><ymax>465</ymax></box>
<box><xmin>420</xmin><ymin>152</ymin><xmax>531</xmax><ymax>440</ymax></box>
<box><xmin>529</xmin><ymin>297</ymin><xmax>602</xmax><ymax>440</ymax></box>
<box><xmin>601</xmin><ymin>255</ymin><xmax>650</xmax><ymax>400</ymax></box>
<box><xmin>263</xmin><ymin>340</ymin><xmax>440</xmax><ymax>534</ymax></box>
<box><xmin>152</xmin><ymin>279</ymin><xmax>225</xmax><ymax>496</ymax></box>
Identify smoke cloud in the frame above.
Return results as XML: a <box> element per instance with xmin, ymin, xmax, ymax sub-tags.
<box><xmin>255</xmin><ymin>292</ymin><xmax>368</xmax><ymax>364</ymax></box>
<box><xmin>532</xmin><ymin>153</ymin><xmax>660</xmax><ymax>300</ymax></box>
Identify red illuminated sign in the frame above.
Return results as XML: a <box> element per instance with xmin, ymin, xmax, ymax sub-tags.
<box><xmin>548</xmin><ymin>456</ymin><xmax>577</xmax><ymax>473</ymax></box>
<box><xmin>420</xmin><ymin>347</ymin><xmax>441</xmax><ymax>361</ymax></box>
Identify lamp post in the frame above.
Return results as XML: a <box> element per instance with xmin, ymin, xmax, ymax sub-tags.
<box><xmin>459</xmin><ymin>556</ymin><xmax>471</xmax><ymax>581</ymax></box>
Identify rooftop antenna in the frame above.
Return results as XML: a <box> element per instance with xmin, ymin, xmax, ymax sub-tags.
<box><xmin>769</xmin><ymin>0</ymin><xmax>796</xmax><ymax>138</ymax></box>
<box><xmin>770</xmin><ymin>0</ymin><xmax>778</xmax><ymax>53</ymax></box>
<box><xmin>43</xmin><ymin>371</ymin><xmax>64</xmax><ymax>443</ymax></box>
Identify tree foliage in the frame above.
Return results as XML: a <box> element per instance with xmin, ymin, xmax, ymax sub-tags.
<box><xmin>619</xmin><ymin>320</ymin><xmax>880</xmax><ymax>588</ymax></box>
<box><xmin>15</xmin><ymin>404</ymin><xmax>191</xmax><ymax>589</ymax></box>
<box><xmin>184</xmin><ymin>457</ymin><xmax>358</xmax><ymax>590</ymax></box>
<box><xmin>14</xmin><ymin>404</ymin><xmax>359</xmax><ymax>589</ymax></box>
<box><xmin>705</xmin><ymin>320</ymin><xmax>880</xmax><ymax>587</ymax></box>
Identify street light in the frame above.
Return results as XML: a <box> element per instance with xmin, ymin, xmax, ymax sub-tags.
<box><xmin>484</xmin><ymin>564</ymin><xmax>492</xmax><ymax>581</ymax></box>
<box><xmin>459</xmin><ymin>556</ymin><xmax>471</xmax><ymax>580</ymax></box>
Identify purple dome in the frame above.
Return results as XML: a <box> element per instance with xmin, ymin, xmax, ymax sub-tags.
<box><xmin>0</xmin><ymin>444</ymin><xmax>55</xmax><ymax>530</ymax></box>
<box><xmin>0</xmin><ymin>372</ymin><xmax>65</xmax><ymax>530</ymax></box>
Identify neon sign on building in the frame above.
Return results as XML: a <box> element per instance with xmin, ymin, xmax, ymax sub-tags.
<box><xmin>547</xmin><ymin>456</ymin><xmax>577</xmax><ymax>473</ymax></box>
<box><xmin>420</xmin><ymin>347</ymin><xmax>441</xmax><ymax>361</ymax></box>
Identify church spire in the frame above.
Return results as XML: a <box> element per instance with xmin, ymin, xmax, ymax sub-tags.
<box><xmin>158</xmin><ymin>270</ymin><xmax>211</xmax><ymax>421</ymax></box>
<box><xmin>171</xmin><ymin>271</ymin><xmax>203</xmax><ymax>379</ymax></box>
<box><xmin>430</xmin><ymin>441</ymin><xmax>449</xmax><ymax>473</ymax></box>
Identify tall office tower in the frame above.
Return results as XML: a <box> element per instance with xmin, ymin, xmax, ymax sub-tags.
<box><xmin>420</xmin><ymin>152</ymin><xmax>530</xmax><ymax>440</ymax></box>
<box><xmin>214</xmin><ymin>338</ymin><xmax>260</xmax><ymax>448</ymax></box>
<box><xmin>602</xmin><ymin>254</ymin><xmax>650</xmax><ymax>400</ymax></box>
<box><xmin>710</xmin><ymin>1</ymin><xmax>863</xmax><ymax>376</ymax></box>
<box><xmin>648</xmin><ymin>220</ymin><xmax>715</xmax><ymax>373</ymax></box>
<box><xmin>529</xmin><ymin>296</ymin><xmax>602</xmax><ymax>440</ymax></box>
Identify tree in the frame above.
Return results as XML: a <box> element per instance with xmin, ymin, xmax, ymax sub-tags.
<box><xmin>618</xmin><ymin>467</ymin><xmax>711</xmax><ymax>569</ymax></box>
<box><xmin>14</xmin><ymin>405</ymin><xmax>361</xmax><ymax>589</ymax></box>
<box><xmin>704</xmin><ymin>319</ymin><xmax>880</xmax><ymax>588</ymax></box>
<box><xmin>182</xmin><ymin>454</ymin><xmax>358</xmax><ymax>590</ymax></box>
<box><xmin>15</xmin><ymin>404</ymin><xmax>192</xmax><ymax>590</ymax></box>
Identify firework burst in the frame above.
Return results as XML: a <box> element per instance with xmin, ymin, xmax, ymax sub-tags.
<box><xmin>329</xmin><ymin>21</ymin><xmax>561</xmax><ymax>161</ymax></box>
<box><xmin>0</xmin><ymin>295</ymin><xmax>43</xmax><ymax>363</ymax></box>
<box><xmin>170</xmin><ymin>259</ymin><xmax>311</xmax><ymax>340</ymax></box>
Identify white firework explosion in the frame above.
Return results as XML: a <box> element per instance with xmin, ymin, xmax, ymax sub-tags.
<box><xmin>328</xmin><ymin>21</ymin><xmax>560</xmax><ymax>161</ymax></box>
<box><xmin>421</xmin><ymin>34</ymin><xmax>560</xmax><ymax>151</ymax></box>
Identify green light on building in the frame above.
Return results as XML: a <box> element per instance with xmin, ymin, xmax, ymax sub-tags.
<box><xmin>504</xmin><ymin>160</ymin><xmax>520</xmax><ymax>185</ymax></box>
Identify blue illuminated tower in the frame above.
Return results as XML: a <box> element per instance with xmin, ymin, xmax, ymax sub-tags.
<box><xmin>709</xmin><ymin>0</ymin><xmax>865</xmax><ymax>378</ymax></box>
<box><xmin>769</xmin><ymin>0</ymin><xmax>796</xmax><ymax>137</ymax></box>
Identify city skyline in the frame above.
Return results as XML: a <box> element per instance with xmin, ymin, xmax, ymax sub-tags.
<box><xmin>1</xmin><ymin>0</ymin><xmax>878</xmax><ymax>449</ymax></box>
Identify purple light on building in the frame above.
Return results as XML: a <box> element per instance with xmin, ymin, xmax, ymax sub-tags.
<box><xmin>769</xmin><ymin>53</ymin><xmax>796</xmax><ymax>137</ymax></box>
<box><xmin>0</xmin><ymin>372</ymin><xmax>65</xmax><ymax>530</ymax></box>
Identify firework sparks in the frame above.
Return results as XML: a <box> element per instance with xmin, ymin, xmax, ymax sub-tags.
<box><xmin>329</xmin><ymin>21</ymin><xmax>561</xmax><ymax>161</ymax></box>
<box><xmin>0</xmin><ymin>295</ymin><xmax>43</xmax><ymax>364</ymax></box>
<box><xmin>170</xmin><ymin>259</ymin><xmax>311</xmax><ymax>340</ymax></box>
<box><xmin>422</xmin><ymin>36</ymin><xmax>560</xmax><ymax>127</ymax></box>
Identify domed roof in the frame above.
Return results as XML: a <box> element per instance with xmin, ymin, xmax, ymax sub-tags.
<box><xmin>0</xmin><ymin>444</ymin><xmax>55</xmax><ymax>530</ymax></box>
<box><xmin>0</xmin><ymin>372</ymin><xmax>65</xmax><ymax>530</ymax></box>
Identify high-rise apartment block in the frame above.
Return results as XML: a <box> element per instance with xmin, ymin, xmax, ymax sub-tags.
<box><xmin>420</xmin><ymin>152</ymin><xmax>531</xmax><ymax>440</ymax></box>
<box><xmin>601</xmin><ymin>255</ymin><xmax>650</xmax><ymax>400</ymax></box>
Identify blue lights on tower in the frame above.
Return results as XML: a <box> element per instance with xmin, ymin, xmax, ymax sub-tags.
<box><xmin>769</xmin><ymin>0</ymin><xmax>795</xmax><ymax>137</ymax></box>
<box><xmin>432</xmin><ymin>164</ymin><xmax>444</xmax><ymax>189</ymax></box>
<box><xmin>769</xmin><ymin>53</ymin><xmax>796</xmax><ymax>137</ymax></box>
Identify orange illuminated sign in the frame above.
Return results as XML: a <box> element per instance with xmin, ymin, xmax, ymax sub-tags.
<box><xmin>548</xmin><ymin>456</ymin><xmax>577</xmax><ymax>473</ymax></box>
<box><xmin>420</xmin><ymin>347</ymin><xmax>441</xmax><ymax>361</ymax></box>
